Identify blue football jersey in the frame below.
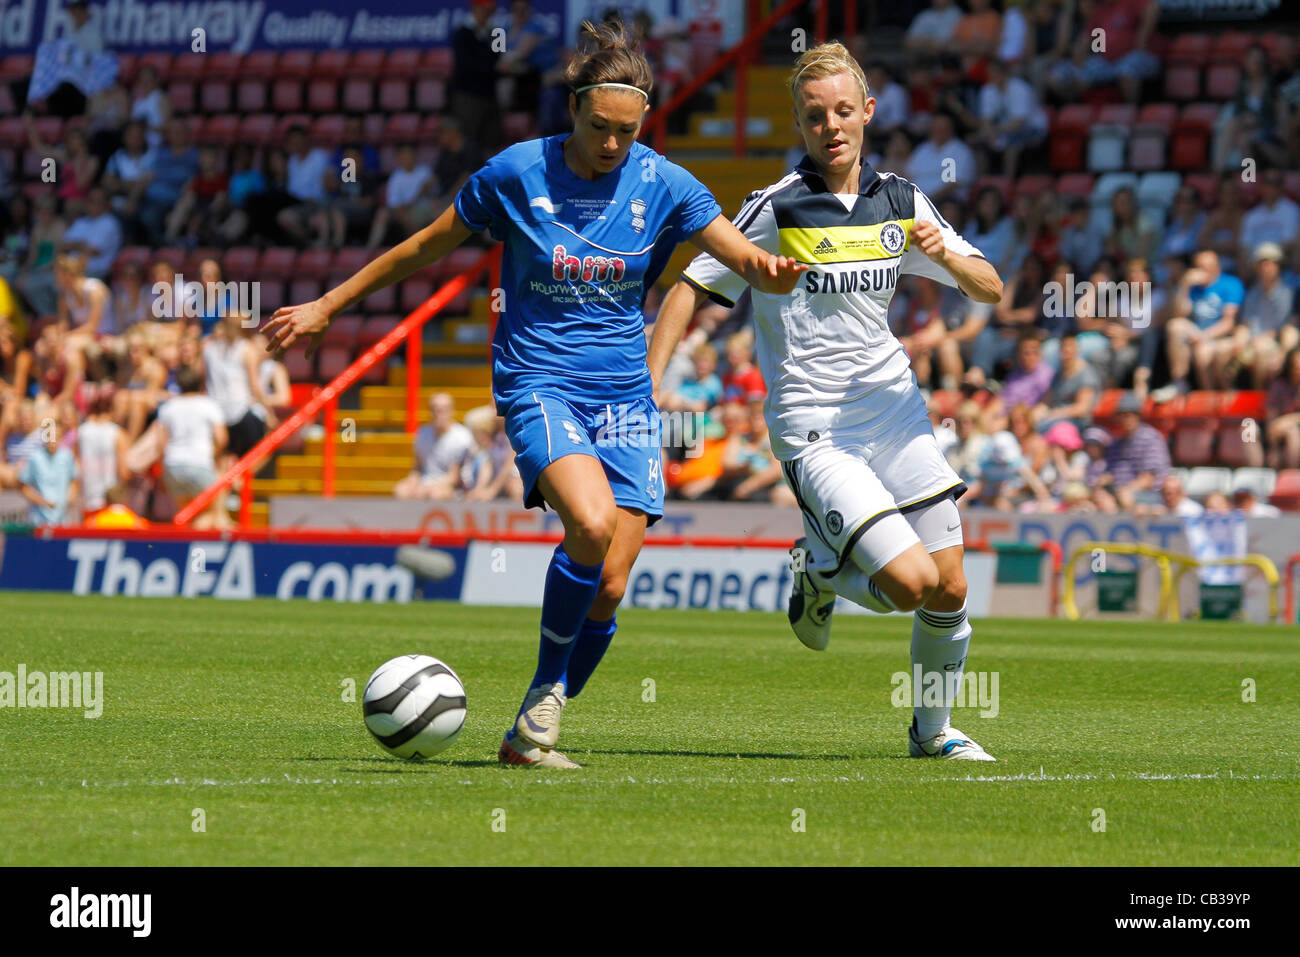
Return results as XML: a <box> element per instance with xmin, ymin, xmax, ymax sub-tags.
<box><xmin>455</xmin><ymin>135</ymin><xmax>721</xmax><ymax>405</ymax></box>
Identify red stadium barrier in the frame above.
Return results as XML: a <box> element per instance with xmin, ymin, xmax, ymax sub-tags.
<box><xmin>173</xmin><ymin>245</ymin><xmax>503</xmax><ymax>528</ymax></box>
<box><xmin>967</xmin><ymin>538</ymin><xmax>1063</xmax><ymax>618</ymax></box>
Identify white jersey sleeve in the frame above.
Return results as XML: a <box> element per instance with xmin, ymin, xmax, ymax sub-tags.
<box><xmin>900</xmin><ymin>184</ymin><xmax>986</xmax><ymax>289</ymax></box>
<box><xmin>680</xmin><ymin>194</ymin><xmax>779</xmax><ymax>307</ymax></box>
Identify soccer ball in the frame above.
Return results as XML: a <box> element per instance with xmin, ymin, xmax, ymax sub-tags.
<box><xmin>362</xmin><ymin>655</ymin><xmax>466</xmax><ymax>760</ymax></box>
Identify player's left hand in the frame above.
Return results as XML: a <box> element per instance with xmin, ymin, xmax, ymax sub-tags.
<box><xmin>911</xmin><ymin>221</ymin><xmax>948</xmax><ymax>263</ymax></box>
<box><xmin>755</xmin><ymin>254</ymin><xmax>807</xmax><ymax>295</ymax></box>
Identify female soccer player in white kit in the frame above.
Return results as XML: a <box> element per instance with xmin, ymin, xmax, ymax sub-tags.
<box><xmin>652</xmin><ymin>43</ymin><xmax>1005</xmax><ymax>760</ymax></box>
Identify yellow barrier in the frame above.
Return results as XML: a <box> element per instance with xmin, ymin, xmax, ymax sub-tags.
<box><xmin>1062</xmin><ymin>541</ymin><xmax>1280</xmax><ymax>622</ymax></box>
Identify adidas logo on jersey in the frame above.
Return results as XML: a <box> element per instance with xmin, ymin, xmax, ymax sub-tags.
<box><xmin>813</xmin><ymin>236</ymin><xmax>838</xmax><ymax>254</ymax></box>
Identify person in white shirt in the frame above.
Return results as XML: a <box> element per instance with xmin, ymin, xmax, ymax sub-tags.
<box><xmin>367</xmin><ymin>143</ymin><xmax>436</xmax><ymax>252</ymax></box>
<box><xmin>905</xmin><ymin>111</ymin><xmax>976</xmax><ymax>204</ymax></box>
<box><xmin>58</xmin><ymin>188</ymin><xmax>122</xmax><ymax>280</ymax></box>
<box><xmin>655</xmin><ymin>42</ymin><xmax>1004</xmax><ymax>761</ymax></box>
<box><xmin>975</xmin><ymin>59</ymin><xmax>1046</xmax><ymax>179</ymax></box>
<box><xmin>1238</xmin><ymin>170</ymin><xmax>1299</xmax><ymax>269</ymax></box>
<box><xmin>203</xmin><ymin>312</ymin><xmax>276</xmax><ymax>469</ymax></box>
<box><xmin>905</xmin><ymin>0</ymin><xmax>963</xmax><ymax>54</ymax></box>
<box><xmin>102</xmin><ymin>120</ymin><xmax>154</xmax><ymax>222</ymax></box>
<box><xmin>130</xmin><ymin>65</ymin><xmax>171</xmax><ymax>153</ymax></box>
<box><xmin>154</xmin><ymin>366</ymin><xmax>229</xmax><ymax>529</ymax></box>
<box><xmin>77</xmin><ymin>384</ymin><xmax>129</xmax><ymax>513</ymax></box>
<box><xmin>865</xmin><ymin>65</ymin><xmax>909</xmax><ymax>134</ymax></box>
<box><xmin>276</xmin><ymin>126</ymin><xmax>333</xmax><ymax>247</ymax></box>
<box><xmin>394</xmin><ymin>391</ymin><xmax>475</xmax><ymax>500</ymax></box>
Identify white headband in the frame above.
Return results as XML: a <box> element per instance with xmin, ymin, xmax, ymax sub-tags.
<box><xmin>575</xmin><ymin>82</ymin><xmax>648</xmax><ymax>99</ymax></box>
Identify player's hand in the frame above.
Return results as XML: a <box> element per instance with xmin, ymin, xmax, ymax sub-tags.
<box><xmin>754</xmin><ymin>254</ymin><xmax>807</xmax><ymax>295</ymax></box>
<box><xmin>911</xmin><ymin>221</ymin><xmax>947</xmax><ymax>263</ymax></box>
<box><xmin>261</xmin><ymin>299</ymin><xmax>331</xmax><ymax>360</ymax></box>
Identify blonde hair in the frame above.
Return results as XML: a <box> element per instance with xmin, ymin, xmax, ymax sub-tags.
<box><xmin>787</xmin><ymin>41</ymin><xmax>869</xmax><ymax>104</ymax></box>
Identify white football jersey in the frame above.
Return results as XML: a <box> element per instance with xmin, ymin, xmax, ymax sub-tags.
<box><xmin>682</xmin><ymin>158</ymin><xmax>985</xmax><ymax>460</ymax></box>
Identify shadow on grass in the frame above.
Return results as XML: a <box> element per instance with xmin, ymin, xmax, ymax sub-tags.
<box><xmin>581</xmin><ymin>749</ymin><xmax>853</xmax><ymax>761</ymax></box>
<box><xmin>291</xmin><ymin>756</ymin><xmax>502</xmax><ymax>770</ymax></box>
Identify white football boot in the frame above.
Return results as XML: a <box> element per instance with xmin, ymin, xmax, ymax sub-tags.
<box><xmin>908</xmin><ymin>718</ymin><xmax>996</xmax><ymax>761</ymax></box>
<box><xmin>787</xmin><ymin>537</ymin><xmax>836</xmax><ymax>651</ymax></box>
<box><xmin>514</xmin><ymin>681</ymin><xmax>566</xmax><ymax>749</ymax></box>
<box><xmin>498</xmin><ymin>730</ymin><xmax>582</xmax><ymax>769</ymax></box>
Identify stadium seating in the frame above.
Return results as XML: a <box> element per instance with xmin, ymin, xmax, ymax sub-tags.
<box><xmin>1270</xmin><ymin>471</ymin><xmax>1300</xmax><ymax>510</ymax></box>
<box><xmin>1231</xmin><ymin>468</ymin><xmax>1278</xmax><ymax>499</ymax></box>
<box><xmin>1184</xmin><ymin>467</ymin><xmax>1233</xmax><ymax>498</ymax></box>
<box><xmin>1172</xmin><ymin>419</ymin><xmax>1216</xmax><ymax>467</ymax></box>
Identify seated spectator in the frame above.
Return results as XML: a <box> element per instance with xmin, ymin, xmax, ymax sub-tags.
<box><xmin>866</xmin><ymin>64</ymin><xmax>910</xmax><ymax>134</ymax></box>
<box><xmin>1238</xmin><ymin>169</ymin><xmax>1299</xmax><ymax>268</ymax></box>
<box><xmin>1104</xmin><ymin>187</ymin><xmax>1159</xmax><ymax>266</ymax></box>
<box><xmin>869</xmin><ymin>128</ymin><xmax>915</xmax><ymax>179</ymax></box>
<box><xmin>367</xmin><ymin>143</ymin><xmax>435</xmax><ymax>253</ymax></box>
<box><xmin>153</xmin><ymin>366</ymin><xmax>229</xmax><ymax>530</ymax></box>
<box><xmin>1157</xmin><ymin>185</ymin><xmax>1208</xmax><ymax>265</ymax></box>
<box><xmin>964</xmin><ymin>429</ymin><xmax>1051</xmax><ymax>510</ymax></box>
<box><xmin>1113</xmin><ymin>257</ymin><xmax>1163</xmax><ymax>395</ymax></box>
<box><xmin>905</xmin><ymin>111</ymin><xmax>976</xmax><ymax>205</ymax></box>
<box><xmin>1165</xmin><ymin>250</ymin><xmax>1244</xmax><ymax>393</ymax></box>
<box><xmin>18</xmin><ymin>417</ymin><xmax>78</xmax><ymax>526</ymax></box>
<box><xmin>1047</xmin><ymin>0</ymin><xmax>1159</xmax><ymax>103</ymax></box>
<box><xmin>55</xmin><ymin>254</ymin><xmax>116</xmax><ymax>370</ymax></box>
<box><xmin>21</xmin><ymin>0</ymin><xmax>115</xmax><ymax>117</ymax></box>
<box><xmin>0</xmin><ymin>318</ymin><xmax>32</xmax><ymax>459</ymax></box>
<box><xmin>1093</xmin><ymin>392</ymin><xmax>1170</xmax><ymax>511</ymax></box>
<box><xmin>1058</xmin><ymin>199</ymin><xmax>1104</xmax><ymax>275</ymax></box>
<box><xmin>967</xmin><ymin>186</ymin><xmax>1017</xmax><ymax>276</ymax></box>
<box><xmin>944</xmin><ymin>400</ymin><xmax>990</xmax><ymax>480</ymax></box>
<box><xmin>276</xmin><ymin>126</ymin><xmax>333</xmax><ymax>248</ymax></box>
<box><xmin>721</xmin><ymin>330</ymin><xmax>766</xmax><ymax>404</ymax></box>
<box><xmin>1137</xmin><ymin>474</ymin><xmax>1203</xmax><ymax>519</ymax></box>
<box><xmin>722</xmin><ymin>402</ymin><xmax>796</xmax><ymax>505</ymax></box>
<box><xmin>1219</xmin><ymin>243</ymin><xmax>1297</xmax><ymax>389</ymax></box>
<box><xmin>1233</xmin><ymin>487</ymin><xmax>1281</xmax><ymax>517</ymax></box>
<box><xmin>320</xmin><ymin>143</ymin><xmax>380</xmax><ymax>247</ymax></box>
<box><xmin>500</xmin><ymin>0</ymin><xmax>562</xmax><ymax>114</ymax></box>
<box><xmin>1035</xmin><ymin>333</ymin><xmax>1099</xmax><ymax>429</ymax></box>
<box><xmin>1266</xmin><ymin>347</ymin><xmax>1300</xmax><ymax>469</ymax></box>
<box><xmin>77</xmin><ymin>384</ymin><xmax>129</xmax><ymax>516</ymax></box>
<box><xmin>1215</xmin><ymin>46</ymin><xmax>1289</xmax><ymax>172</ymax></box>
<box><xmin>24</xmin><ymin>119</ymin><xmax>99</xmax><ymax>219</ymax></box>
<box><xmin>952</xmin><ymin>0</ymin><xmax>1001</xmax><ymax>82</ymax></box>
<box><xmin>894</xmin><ymin>278</ymin><xmax>967</xmax><ymax>391</ymax></box>
<box><xmin>1043</xmin><ymin>419</ymin><xmax>1087</xmax><ymax>492</ymax></box>
<box><xmin>459</xmin><ymin>405</ymin><xmax>521</xmax><ymax>501</ymax></box>
<box><xmin>165</xmin><ymin>146</ymin><xmax>228</xmax><ymax>244</ymax></box>
<box><xmin>101</xmin><ymin>120</ymin><xmax>154</xmax><ymax>233</ymax></box>
<box><xmin>971</xmin><ymin>259</ymin><xmax>1045</xmax><ymax>380</ymax></box>
<box><xmin>212</xmin><ymin>144</ymin><xmax>268</xmax><ymax>245</ymax></box>
<box><xmin>59</xmin><ymin>188</ymin><xmax>122</xmax><ymax>280</ymax></box>
<box><xmin>111</xmin><ymin>262</ymin><xmax>152</xmax><ymax>335</ymax></box>
<box><xmin>973</xmin><ymin>59</ymin><xmax>1045</xmax><ymax>179</ymax></box>
<box><xmin>1006</xmin><ymin>400</ymin><xmax>1050</xmax><ymax>476</ymax></box>
<box><xmin>433</xmin><ymin>119</ymin><xmax>483</xmax><ymax>221</ymax></box>
<box><xmin>394</xmin><ymin>392</ymin><xmax>474</xmax><ymax>500</ymax></box>
<box><xmin>138</xmin><ymin>119</ymin><xmax>198</xmax><ymax>245</ymax></box>
<box><xmin>204</xmin><ymin>313</ymin><xmax>275</xmax><ymax>473</ymax></box>
<box><xmin>661</xmin><ymin>341</ymin><xmax>722</xmax><ymax>425</ymax></box>
<box><xmin>1197</xmin><ymin>174</ymin><xmax>1245</xmax><ymax>275</ymax></box>
<box><xmin>329</xmin><ymin>116</ymin><xmax>382</xmax><ymax>175</ymax></box>
<box><xmin>905</xmin><ymin>0</ymin><xmax>962</xmax><ymax>55</ymax></box>
<box><xmin>129</xmin><ymin>64</ymin><xmax>171</xmax><ymax>152</ymax></box>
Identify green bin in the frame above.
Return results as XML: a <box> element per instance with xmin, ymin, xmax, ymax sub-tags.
<box><xmin>1199</xmin><ymin>583</ymin><xmax>1243</xmax><ymax>620</ymax></box>
<box><xmin>993</xmin><ymin>543</ymin><xmax>1042</xmax><ymax>584</ymax></box>
<box><xmin>1096</xmin><ymin>569</ymin><xmax>1138</xmax><ymax>612</ymax></box>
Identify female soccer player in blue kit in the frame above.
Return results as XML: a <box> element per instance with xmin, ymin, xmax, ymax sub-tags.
<box><xmin>263</xmin><ymin>22</ymin><xmax>803</xmax><ymax>768</ymax></box>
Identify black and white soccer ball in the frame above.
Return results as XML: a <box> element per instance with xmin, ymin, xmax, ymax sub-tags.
<box><xmin>362</xmin><ymin>655</ymin><xmax>466</xmax><ymax>760</ymax></box>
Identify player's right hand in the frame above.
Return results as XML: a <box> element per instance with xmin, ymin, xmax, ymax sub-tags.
<box><xmin>755</xmin><ymin>254</ymin><xmax>807</xmax><ymax>296</ymax></box>
<box><xmin>262</xmin><ymin>299</ymin><xmax>332</xmax><ymax>360</ymax></box>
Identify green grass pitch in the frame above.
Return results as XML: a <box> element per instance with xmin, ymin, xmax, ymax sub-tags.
<box><xmin>2</xmin><ymin>592</ymin><xmax>1297</xmax><ymax>866</ymax></box>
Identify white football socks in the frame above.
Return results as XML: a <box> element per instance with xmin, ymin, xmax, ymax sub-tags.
<box><xmin>910</xmin><ymin>604</ymin><xmax>971</xmax><ymax>740</ymax></box>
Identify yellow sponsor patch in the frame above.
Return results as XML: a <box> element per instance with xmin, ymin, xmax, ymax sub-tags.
<box><xmin>779</xmin><ymin>219</ymin><xmax>914</xmax><ymax>263</ymax></box>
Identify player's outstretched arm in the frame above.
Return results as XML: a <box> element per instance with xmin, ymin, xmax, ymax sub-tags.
<box><xmin>911</xmin><ymin>220</ymin><xmax>1003</xmax><ymax>304</ymax></box>
<box><xmin>262</xmin><ymin>205</ymin><xmax>474</xmax><ymax>358</ymax></box>
<box><xmin>648</xmin><ymin>280</ymin><xmax>709</xmax><ymax>401</ymax></box>
<box><xmin>690</xmin><ymin>215</ymin><xmax>806</xmax><ymax>296</ymax></box>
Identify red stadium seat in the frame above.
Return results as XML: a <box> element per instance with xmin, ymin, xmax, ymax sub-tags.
<box><xmin>199</xmin><ymin>81</ymin><xmax>231</xmax><ymax>113</ymax></box>
<box><xmin>1220</xmin><ymin>391</ymin><xmax>1268</xmax><ymax>422</ymax></box>
<box><xmin>1259</xmin><ymin>35</ymin><xmax>1295</xmax><ymax>70</ymax></box>
<box><xmin>399</xmin><ymin>275</ymin><xmax>435</xmax><ymax>314</ymax></box>
<box><xmin>331</xmin><ymin>248</ymin><xmax>371</xmax><ymax>275</ymax></box>
<box><xmin>358</xmin><ymin>361</ymin><xmax>390</xmax><ymax>386</ymax></box>
<box><xmin>1168</xmin><ymin>34</ymin><xmax>1212</xmax><ymax>66</ymax></box>
<box><xmin>349</xmin><ymin>49</ymin><xmax>387</xmax><ymax>77</ymax></box>
<box><xmin>423</xmin><ymin>48</ymin><xmax>453</xmax><ymax>78</ymax></box>
<box><xmin>236</xmin><ymin>114</ymin><xmax>276</xmax><ymax>147</ymax></box>
<box><xmin>382</xmin><ymin>113</ymin><xmax>421</xmax><ymax>143</ymax></box>
<box><xmin>195</xmin><ymin>114</ymin><xmax>240</xmax><ymax>146</ymax></box>
<box><xmin>235</xmin><ymin>79</ymin><xmax>267</xmax><ymax>113</ymax></box>
<box><xmin>1049</xmin><ymin>106</ymin><xmax>1093</xmax><ymax>172</ymax></box>
<box><xmin>315</xmin><ymin>346</ymin><xmax>353</xmax><ymax>383</ymax></box>
<box><xmin>307</xmin><ymin>79</ymin><xmax>338</xmax><ymax>113</ymax></box>
<box><xmin>1163</xmin><ymin>64</ymin><xmax>1199</xmax><ymax>101</ymax></box>
<box><xmin>1055</xmin><ymin>173</ymin><xmax>1096</xmax><ymax>199</ymax></box>
<box><xmin>0</xmin><ymin>54</ymin><xmax>33</xmax><ymax>82</ymax></box>
<box><xmin>359</xmin><ymin>316</ymin><xmax>402</xmax><ymax>348</ymax></box>
<box><xmin>135</xmin><ymin>52</ymin><xmax>173</xmax><ymax>81</ymax></box>
<box><xmin>271</xmin><ymin>79</ymin><xmax>303</xmax><ymax>113</ymax></box>
<box><xmin>385</xmin><ymin>48</ymin><xmax>423</xmax><ymax>80</ymax></box>
<box><xmin>240</xmin><ymin>51</ymin><xmax>278</xmax><ymax>80</ymax></box>
<box><xmin>203</xmin><ymin>52</ymin><xmax>242</xmax><ymax>81</ymax></box>
<box><xmin>1285</xmin><ymin>171</ymin><xmax>1300</xmax><ymax>203</ymax></box>
<box><xmin>112</xmin><ymin>246</ymin><xmax>153</xmax><ymax>274</ymax></box>
<box><xmin>295</xmin><ymin>249</ymin><xmax>333</xmax><ymax>279</ymax></box>
<box><xmin>1269</xmin><ymin>470</ymin><xmax>1300</xmax><ymax>510</ymax></box>
<box><xmin>973</xmin><ymin>175</ymin><xmax>1013</xmax><ymax>205</ymax></box>
<box><xmin>289</xmin><ymin>278</ymin><xmax>323</xmax><ymax>305</ymax></box>
<box><xmin>32</xmin><ymin>116</ymin><xmax>63</xmax><ymax>144</ymax></box>
<box><xmin>503</xmin><ymin>113</ymin><xmax>537</xmax><ymax>143</ymax></box>
<box><xmin>258</xmin><ymin>279</ymin><xmax>286</xmax><ymax>315</ymax></box>
<box><xmin>1205</xmin><ymin>62</ymin><xmax>1241</xmax><ymax>100</ymax></box>
<box><xmin>362</xmin><ymin>114</ymin><xmax>385</xmax><ymax>143</ymax></box>
<box><xmin>1092</xmin><ymin>389</ymin><xmax>1124</xmax><ymax>420</ymax></box>
<box><xmin>166</xmin><ymin>81</ymin><xmax>195</xmax><ymax>113</ymax></box>
<box><xmin>259</xmin><ymin>248</ymin><xmax>297</xmax><ymax>280</ymax></box>
<box><xmin>322</xmin><ymin>314</ymin><xmax>363</xmax><ymax>348</ymax></box>
<box><xmin>154</xmin><ymin>247</ymin><xmax>187</xmax><ymax>270</ymax></box>
<box><xmin>169</xmin><ymin>52</ymin><xmax>207</xmax><ymax>81</ymax></box>
<box><xmin>360</xmin><ymin>284</ymin><xmax>396</xmax><ymax>313</ymax></box>
<box><xmin>275</xmin><ymin>50</ymin><xmax>314</xmax><ymax>79</ymax></box>
<box><xmin>1183</xmin><ymin>172</ymin><xmax>1219</xmax><ymax>206</ymax></box>
<box><xmin>414</xmin><ymin>77</ymin><xmax>446</xmax><ymax>113</ymax></box>
<box><xmin>310</xmin><ymin>114</ymin><xmax>346</xmax><ymax>147</ymax></box>
<box><xmin>1128</xmin><ymin>133</ymin><xmax>1165</xmax><ymax>171</ymax></box>
<box><xmin>1170</xmin><ymin>105</ymin><xmax>1217</xmax><ymax>172</ymax></box>
<box><xmin>0</xmin><ymin>85</ymin><xmax>14</xmax><ymax>115</ymax></box>
<box><xmin>282</xmin><ymin>349</ymin><xmax>315</xmax><ymax>384</ymax></box>
<box><xmin>184</xmin><ymin>247</ymin><xmax>223</xmax><ymax>277</ymax></box>
<box><xmin>0</xmin><ymin>118</ymin><xmax>23</xmax><ymax>148</ymax></box>
<box><xmin>378</xmin><ymin>79</ymin><xmax>410</xmax><ymax>112</ymax></box>
<box><xmin>419</xmin><ymin>114</ymin><xmax>443</xmax><ymax>141</ymax></box>
<box><xmin>313</xmin><ymin>50</ymin><xmax>350</xmax><ymax>78</ymax></box>
<box><xmin>1182</xmin><ymin>391</ymin><xmax>1225</xmax><ymax>419</ymax></box>
<box><xmin>341</xmin><ymin>78</ymin><xmax>374</xmax><ymax>112</ymax></box>
<box><xmin>274</xmin><ymin>113</ymin><xmax>313</xmax><ymax>140</ymax></box>
<box><xmin>222</xmin><ymin>247</ymin><xmax>259</xmax><ymax>278</ymax></box>
<box><xmin>1215</xmin><ymin>421</ymin><xmax>1260</xmax><ymax>468</ymax></box>
<box><xmin>1172</xmin><ymin>419</ymin><xmax>1215</xmax><ymax>467</ymax></box>
<box><xmin>1210</xmin><ymin>31</ymin><xmax>1254</xmax><ymax>62</ymax></box>
<box><xmin>436</xmin><ymin>247</ymin><xmax>488</xmax><ymax>285</ymax></box>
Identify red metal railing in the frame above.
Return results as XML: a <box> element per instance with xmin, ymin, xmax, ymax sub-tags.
<box><xmin>174</xmin><ymin>245</ymin><xmax>503</xmax><ymax>528</ymax></box>
<box><xmin>640</xmin><ymin>0</ymin><xmax>809</xmax><ymax>158</ymax></box>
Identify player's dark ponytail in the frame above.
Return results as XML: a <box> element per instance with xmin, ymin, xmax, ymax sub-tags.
<box><xmin>566</xmin><ymin>19</ymin><xmax>654</xmax><ymax>102</ymax></box>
